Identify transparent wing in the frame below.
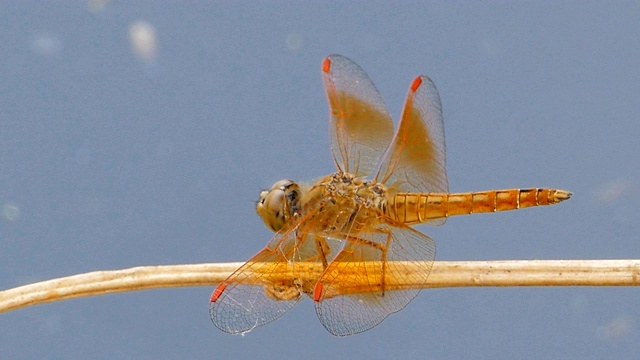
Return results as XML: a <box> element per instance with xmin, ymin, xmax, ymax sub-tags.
<box><xmin>209</xmin><ymin>204</ymin><xmax>330</xmax><ymax>334</ymax></box>
<box><xmin>313</xmin><ymin>221</ymin><xmax>436</xmax><ymax>336</ymax></box>
<box><xmin>375</xmin><ymin>76</ymin><xmax>448</xmax><ymax>194</ymax></box>
<box><xmin>209</xmin><ymin>233</ymin><xmax>301</xmax><ymax>334</ymax></box>
<box><xmin>322</xmin><ymin>54</ymin><xmax>394</xmax><ymax>177</ymax></box>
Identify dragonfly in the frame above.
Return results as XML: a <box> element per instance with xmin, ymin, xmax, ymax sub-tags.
<box><xmin>209</xmin><ymin>54</ymin><xmax>571</xmax><ymax>336</ymax></box>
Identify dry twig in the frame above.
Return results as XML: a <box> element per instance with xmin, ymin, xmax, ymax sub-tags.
<box><xmin>1</xmin><ymin>260</ymin><xmax>638</xmax><ymax>314</ymax></box>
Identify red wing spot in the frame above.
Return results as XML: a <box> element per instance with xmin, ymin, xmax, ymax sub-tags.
<box><xmin>322</xmin><ymin>57</ymin><xmax>332</xmax><ymax>73</ymax></box>
<box><xmin>313</xmin><ymin>282</ymin><xmax>324</xmax><ymax>302</ymax></box>
<box><xmin>410</xmin><ymin>76</ymin><xmax>423</xmax><ymax>92</ymax></box>
<box><xmin>210</xmin><ymin>283</ymin><xmax>227</xmax><ymax>302</ymax></box>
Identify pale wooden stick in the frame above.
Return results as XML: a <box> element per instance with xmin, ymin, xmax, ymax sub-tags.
<box><xmin>1</xmin><ymin>260</ymin><xmax>638</xmax><ymax>314</ymax></box>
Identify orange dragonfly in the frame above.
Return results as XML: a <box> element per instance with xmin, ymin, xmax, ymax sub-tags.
<box><xmin>209</xmin><ymin>54</ymin><xmax>571</xmax><ymax>336</ymax></box>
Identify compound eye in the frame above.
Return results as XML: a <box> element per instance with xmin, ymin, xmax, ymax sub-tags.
<box><xmin>256</xmin><ymin>186</ymin><xmax>287</xmax><ymax>232</ymax></box>
<box><xmin>258</xmin><ymin>189</ymin><xmax>270</xmax><ymax>204</ymax></box>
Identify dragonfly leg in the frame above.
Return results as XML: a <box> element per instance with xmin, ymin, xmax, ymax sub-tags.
<box><xmin>342</xmin><ymin>228</ymin><xmax>393</xmax><ymax>295</ymax></box>
<box><xmin>314</xmin><ymin>233</ymin><xmax>331</xmax><ymax>269</ymax></box>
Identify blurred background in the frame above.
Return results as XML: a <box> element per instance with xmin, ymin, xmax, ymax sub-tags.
<box><xmin>1</xmin><ymin>2</ymin><xmax>638</xmax><ymax>359</ymax></box>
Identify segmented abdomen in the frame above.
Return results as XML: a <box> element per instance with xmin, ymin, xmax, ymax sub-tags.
<box><xmin>386</xmin><ymin>188</ymin><xmax>571</xmax><ymax>225</ymax></box>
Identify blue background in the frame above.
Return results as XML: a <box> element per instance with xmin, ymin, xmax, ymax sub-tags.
<box><xmin>1</xmin><ymin>2</ymin><xmax>638</xmax><ymax>359</ymax></box>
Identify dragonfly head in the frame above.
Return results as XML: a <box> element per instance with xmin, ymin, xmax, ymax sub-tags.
<box><xmin>256</xmin><ymin>179</ymin><xmax>301</xmax><ymax>232</ymax></box>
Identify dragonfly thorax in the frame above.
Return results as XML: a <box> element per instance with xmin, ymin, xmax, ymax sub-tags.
<box><xmin>320</xmin><ymin>172</ymin><xmax>387</xmax><ymax>209</ymax></box>
<box><xmin>302</xmin><ymin>171</ymin><xmax>390</xmax><ymax>234</ymax></box>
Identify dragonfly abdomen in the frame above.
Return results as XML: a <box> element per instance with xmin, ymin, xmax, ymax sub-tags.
<box><xmin>386</xmin><ymin>188</ymin><xmax>571</xmax><ymax>225</ymax></box>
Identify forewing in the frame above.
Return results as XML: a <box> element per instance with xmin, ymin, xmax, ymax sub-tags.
<box><xmin>375</xmin><ymin>76</ymin><xmax>448</xmax><ymax>194</ymax></box>
<box><xmin>209</xmin><ymin>203</ymin><xmax>331</xmax><ymax>334</ymax></box>
<box><xmin>322</xmin><ymin>54</ymin><xmax>394</xmax><ymax>177</ymax></box>
<box><xmin>209</xmin><ymin>228</ymin><xmax>303</xmax><ymax>334</ymax></box>
<box><xmin>313</xmin><ymin>222</ymin><xmax>436</xmax><ymax>336</ymax></box>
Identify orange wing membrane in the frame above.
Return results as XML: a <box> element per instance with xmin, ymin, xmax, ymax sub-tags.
<box><xmin>209</xmin><ymin>54</ymin><xmax>571</xmax><ymax>336</ymax></box>
<box><xmin>376</xmin><ymin>76</ymin><xmax>448</xmax><ymax>195</ymax></box>
<box><xmin>322</xmin><ymin>55</ymin><xmax>394</xmax><ymax>177</ymax></box>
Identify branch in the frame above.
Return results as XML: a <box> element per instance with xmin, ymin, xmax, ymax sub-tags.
<box><xmin>1</xmin><ymin>260</ymin><xmax>638</xmax><ymax>314</ymax></box>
